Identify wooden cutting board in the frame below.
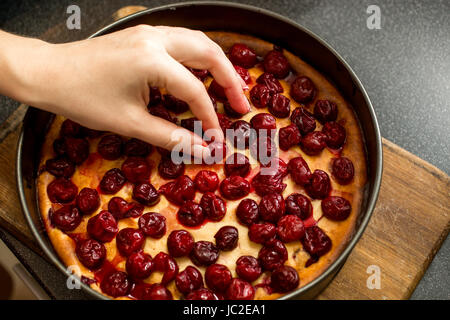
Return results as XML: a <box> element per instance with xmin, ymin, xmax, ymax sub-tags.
<box><xmin>0</xmin><ymin>6</ymin><xmax>448</xmax><ymax>300</ymax></box>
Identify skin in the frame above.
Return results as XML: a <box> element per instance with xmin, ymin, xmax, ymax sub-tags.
<box><xmin>0</xmin><ymin>25</ymin><xmax>250</xmax><ymax>157</ymax></box>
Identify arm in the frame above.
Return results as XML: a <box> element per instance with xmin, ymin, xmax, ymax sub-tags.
<box><xmin>0</xmin><ymin>26</ymin><xmax>250</xmax><ymax>154</ymax></box>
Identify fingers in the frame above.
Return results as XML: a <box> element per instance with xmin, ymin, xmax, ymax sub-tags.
<box><xmin>155</xmin><ymin>27</ymin><xmax>251</xmax><ymax>114</ymax></box>
<box><xmin>129</xmin><ymin>108</ymin><xmax>211</xmax><ymax>160</ymax></box>
<box><xmin>153</xmin><ymin>53</ymin><xmax>224</xmax><ymax>142</ymax></box>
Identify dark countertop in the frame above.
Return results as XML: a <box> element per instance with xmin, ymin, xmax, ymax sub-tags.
<box><xmin>0</xmin><ymin>0</ymin><xmax>448</xmax><ymax>299</ymax></box>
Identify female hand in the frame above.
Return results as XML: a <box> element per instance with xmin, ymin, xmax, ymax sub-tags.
<box><xmin>0</xmin><ymin>26</ymin><xmax>250</xmax><ymax>156</ymax></box>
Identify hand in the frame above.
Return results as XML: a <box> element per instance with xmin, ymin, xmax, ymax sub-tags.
<box><xmin>0</xmin><ymin>26</ymin><xmax>250</xmax><ymax>156</ymax></box>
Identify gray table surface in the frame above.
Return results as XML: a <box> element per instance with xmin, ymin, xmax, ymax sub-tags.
<box><xmin>0</xmin><ymin>0</ymin><xmax>448</xmax><ymax>299</ymax></box>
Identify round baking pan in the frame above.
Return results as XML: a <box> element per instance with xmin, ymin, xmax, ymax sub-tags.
<box><xmin>16</xmin><ymin>1</ymin><xmax>382</xmax><ymax>300</ymax></box>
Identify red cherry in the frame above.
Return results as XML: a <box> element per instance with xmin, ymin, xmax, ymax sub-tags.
<box><xmin>167</xmin><ymin>230</ymin><xmax>195</xmax><ymax>257</ymax></box>
<box><xmin>76</xmin><ymin>239</ymin><xmax>106</xmax><ymax>269</ymax></box>
<box><xmin>116</xmin><ymin>228</ymin><xmax>145</xmax><ymax>257</ymax></box>
<box><xmin>322</xmin><ymin>122</ymin><xmax>346</xmax><ymax>149</ymax></box>
<box><xmin>224</xmin><ymin>153</ymin><xmax>250</xmax><ymax>177</ymax></box>
<box><xmin>229</xmin><ymin>43</ymin><xmax>257</xmax><ymax>68</ymax></box>
<box><xmin>300</xmin><ymin>131</ymin><xmax>327</xmax><ymax>155</ymax></box>
<box><xmin>158</xmin><ymin>156</ymin><xmax>185</xmax><ymax>180</ymax></box>
<box><xmin>175</xmin><ymin>266</ymin><xmax>204</xmax><ymax>295</ymax></box>
<box><xmin>271</xmin><ymin>266</ymin><xmax>299</xmax><ymax>293</ymax></box>
<box><xmin>331</xmin><ymin>157</ymin><xmax>354</xmax><ymax>184</ymax></box>
<box><xmin>214</xmin><ymin>226</ymin><xmax>239</xmax><ymax>251</ymax></box>
<box><xmin>141</xmin><ymin>284</ymin><xmax>173</xmax><ymax>300</ymax></box>
<box><xmin>87</xmin><ymin>211</ymin><xmax>118</xmax><ymax>243</ymax></box>
<box><xmin>321</xmin><ymin>196</ymin><xmax>351</xmax><ymax>221</ymax></box>
<box><xmin>268</xmin><ymin>93</ymin><xmax>291</xmax><ymax>118</ymax></box>
<box><xmin>153</xmin><ymin>252</ymin><xmax>179</xmax><ymax>285</ymax></box>
<box><xmin>258</xmin><ymin>239</ymin><xmax>288</xmax><ymax>271</ymax></box>
<box><xmin>189</xmin><ymin>241</ymin><xmax>219</xmax><ymax>266</ymax></box>
<box><xmin>45</xmin><ymin>157</ymin><xmax>75</xmax><ymax>178</ymax></box>
<box><xmin>305</xmin><ymin>170</ymin><xmax>331</xmax><ymax>199</ymax></box>
<box><xmin>200</xmin><ymin>192</ymin><xmax>226</xmax><ymax>222</ymax></box>
<box><xmin>236</xmin><ymin>199</ymin><xmax>259</xmax><ymax>226</ymax></box>
<box><xmin>256</xmin><ymin>72</ymin><xmax>283</xmax><ymax>93</ymax></box>
<box><xmin>290</xmin><ymin>107</ymin><xmax>316</xmax><ymax>135</ymax></box>
<box><xmin>259</xmin><ymin>193</ymin><xmax>285</xmax><ymax>223</ymax></box>
<box><xmin>301</xmin><ymin>226</ymin><xmax>332</xmax><ymax>259</ymax></box>
<box><xmin>160</xmin><ymin>175</ymin><xmax>196</xmax><ymax>205</ymax></box>
<box><xmin>248</xmin><ymin>222</ymin><xmax>276</xmax><ymax>244</ymax></box>
<box><xmin>124</xmin><ymin>138</ymin><xmax>152</xmax><ymax>157</ymax></box>
<box><xmin>288</xmin><ymin>157</ymin><xmax>312</xmax><ymax>186</ymax></box>
<box><xmin>276</xmin><ymin>215</ymin><xmax>305</xmax><ymax>242</ymax></box>
<box><xmin>126</xmin><ymin>251</ymin><xmax>153</xmax><ymax>279</ymax></box>
<box><xmin>98</xmin><ymin>134</ymin><xmax>123</xmax><ymax>160</ymax></box>
<box><xmin>225</xmin><ymin>278</ymin><xmax>255</xmax><ymax>300</ymax></box>
<box><xmin>186</xmin><ymin>288</ymin><xmax>219</xmax><ymax>300</ymax></box>
<box><xmin>121</xmin><ymin>157</ymin><xmax>151</xmax><ymax>183</ymax></box>
<box><xmin>314</xmin><ymin>100</ymin><xmax>338</xmax><ymax>124</ymax></box>
<box><xmin>100</xmin><ymin>271</ymin><xmax>131</xmax><ymax>297</ymax></box>
<box><xmin>76</xmin><ymin>188</ymin><xmax>100</xmax><ymax>215</ymax></box>
<box><xmin>285</xmin><ymin>193</ymin><xmax>312</xmax><ymax>220</ymax></box>
<box><xmin>47</xmin><ymin>178</ymin><xmax>78</xmax><ymax>204</ymax></box>
<box><xmin>132</xmin><ymin>182</ymin><xmax>160</xmax><ymax>206</ymax></box>
<box><xmin>205</xmin><ymin>264</ymin><xmax>232</xmax><ymax>292</ymax></box>
<box><xmin>234</xmin><ymin>65</ymin><xmax>251</xmax><ymax>84</ymax></box>
<box><xmin>263</xmin><ymin>49</ymin><xmax>290</xmax><ymax>79</ymax></box>
<box><xmin>64</xmin><ymin>137</ymin><xmax>89</xmax><ymax>164</ymax></box>
<box><xmin>194</xmin><ymin>170</ymin><xmax>219</xmax><ymax>192</ymax></box>
<box><xmin>236</xmin><ymin>256</ymin><xmax>262</xmax><ymax>282</ymax></box>
<box><xmin>220</xmin><ymin>176</ymin><xmax>250</xmax><ymax>200</ymax></box>
<box><xmin>278</xmin><ymin>124</ymin><xmax>301</xmax><ymax>151</ymax></box>
<box><xmin>138</xmin><ymin>212</ymin><xmax>166</xmax><ymax>238</ymax></box>
<box><xmin>250</xmin><ymin>84</ymin><xmax>272</xmax><ymax>109</ymax></box>
<box><xmin>148</xmin><ymin>87</ymin><xmax>162</xmax><ymax>107</ymax></box>
<box><xmin>290</xmin><ymin>76</ymin><xmax>316</xmax><ymax>103</ymax></box>
<box><xmin>163</xmin><ymin>94</ymin><xmax>189</xmax><ymax>114</ymax></box>
<box><xmin>99</xmin><ymin>168</ymin><xmax>126</xmax><ymax>194</ymax></box>
<box><xmin>177</xmin><ymin>201</ymin><xmax>205</xmax><ymax>227</ymax></box>
<box><xmin>51</xmin><ymin>205</ymin><xmax>81</xmax><ymax>231</ymax></box>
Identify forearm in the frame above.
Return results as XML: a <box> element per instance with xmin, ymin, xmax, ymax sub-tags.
<box><xmin>0</xmin><ymin>30</ymin><xmax>53</xmax><ymax>107</ymax></box>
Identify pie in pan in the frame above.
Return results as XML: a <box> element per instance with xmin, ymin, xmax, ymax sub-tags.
<box><xmin>37</xmin><ymin>32</ymin><xmax>367</xmax><ymax>300</ymax></box>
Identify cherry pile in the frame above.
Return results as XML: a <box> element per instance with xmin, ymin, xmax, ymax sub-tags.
<box><xmin>44</xmin><ymin>41</ymin><xmax>356</xmax><ymax>300</ymax></box>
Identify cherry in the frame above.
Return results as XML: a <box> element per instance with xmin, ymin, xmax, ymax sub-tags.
<box><xmin>133</xmin><ymin>182</ymin><xmax>160</xmax><ymax>206</ymax></box>
<box><xmin>248</xmin><ymin>222</ymin><xmax>276</xmax><ymax>244</ymax></box>
<box><xmin>160</xmin><ymin>175</ymin><xmax>196</xmax><ymax>205</ymax></box>
<box><xmin>231</xmin><ymin>120</ymin><xmax>252</xmax><ymax>149</ymax></box>
<box><xmin>138</xmin><ymin>212</ymin><xmax>167</xmax><ymax>238</ymax></box>
<box><xmin>148</xmin><ymin>87</ymin><xmax>162</xmax><ymax>107</ymax></box>
<box><xmin>278</xmin><ymin>124</ymin><xmax>301</xmax><ymax>151</ymax></box>
<box><xmin>75</xmin><ymin>239</ymin><xmax>106</xmax><ymax>269</ymax></box>
<box><xmin>153</xmin><ymin>252</ymin><xmax>179</xmax><ymax>285</ymax></box>
<box><xmin>259</xmin><ymin>193</ymin><xmax>285</xmax><ymax>223</ymax></box>
<box><xmin>124</xmin><ymin>138</ymin><xmax>152</xmax><ymax>157</ymax></box>
<box><xmin>250</xmin><ymin>84</ymin><xmax>272</xmax><ymax>109</ymax></box>
<box><xmin>251</xmin><ymin>172</ymin><xmax>286</xmax><ymax>197</ymax></box>
<box><xmin>224</xmin><ymin>153</ymin><xmax>250</xmax><ymax>177</ymax></box>
<box><xmin>200</xmin><ymin>192</ymin><xmax>226</xmax><ymax>222</ymax></box>
<box><xmin>300</xmin><ymin>131</ymin><xmax>327</xmax><ymax>155</ymax></box>
<box><xmin>190</xmin><ymin>241</ymin><xmax>219</xmax><ymax>266</ymax></box>
<box><xmin>45</xmin><ymin>157</ymin><xmax>75</xmax><ymax>178</ymax></box>
<box><xmin>60</xmin><ymin>119</ymin><xmax>82</xmax><ymax>137</ymax></box>
<box><xmin>229</xmin><ymin>43</ymin><xmax>257</xmax><ymax>68</ymax></box>
<box><xmin>149</xmin><ymin>104</ymin><xmax>178</xmax><ymax>123</ymax></box>
<box><xmin>217</xmin><ymin>113</ymin><xmax>232</xmax><ymax>133</ymax></box>
<box><xmin>175</xmin><ymin>266</ymin><xmax>204</xmax><ymax>295</ymax></box>
<box><xmin>126</xmin><ymin>251</ymin><xmax>153</xmax><ymax>279</ymax></box>
<box><xmin>167</xmin><ymin>230</ymin><xmax>194</xmax><ymax>257</ymax></box>
<box><xmin>314</xmin><ymin>100</ymin><xmax>338</xmax><ymax>124</ymax></box>
<box><xmin>177</xmin><ymin>201</ymin><xmax>205</xmax><ymax>227</ymax></box>
<box><xmin>214</xmin><ymin>226</ymin><xmax>239</xmax><ymax>251</ymax></box>
<box><xmin>288</xmin><ymin>157</ymin><xmax>312</xmax><ymax>186</ymax></box>
<box><xmin>121</xmin><ymin>157</ymin><xmax>151</xmax><ymax>183</ymax></box>
<box><xmin>258</xmin><ymin>239</ymin><xmax>288</xmax><ymax>271</ymax></box>
<box><xmin>208</xmin><ymin>80</ymin><xmax>227</xmax><ymax>101</ymax></box>
<box><xmin>180</xmin><ymin>117</ymin><xmax>200</xmax><ymax>133</ymax></box>
<box><xmin>263</xmin><ymin>49</ymin><xmax>290</xmax><ymax>79</ymax></box>
<box><xmin>301</xmin><ymin>226</ymin><xmax>332</xmax><ymax>258</ymax></box>
<box><xmin>53</xmin><ymin>138</ymin><xmax>66</xmax><ymax>156</ymax></box>
<box><xmin>285</xmin><ymin>193</ymin><xmax>312</xmax><ymax>220</ymax></box>
<box><xmin>206</xmin><ymin>141</ymin><xmax>228</xmax><ymax>164</ymax></box>
<box><xmin>236</xmin><ymin>256</ymin><xmax>262</xmax><ymax>282</ymax></box>
<box><xmin>322</xmin><ymin>122</ymin><xmax>346</xmax><ymax>149</ymax></box>
<box><xmin>290</xmin><ymin>107</ymin><xmax>316</xmax><ymax>135</ymax></box>
<box><xmin>225</xmin><ymin>278</ymin><xmax>255</xmax><ymax>300</ymax></box>
<box><xmin>194</xmin><ymin>170</ymin><xmax>219</xmax><ymax>192</ymax></box>
<box><xmin>331</xmin><ymin>157</ymin><xmax>354</xmax><ymax>184</ymax></box>
<box><xmin>256</xmin><ymin>72</ymin><xmax>283</xmax><ymax>93</ymax></box>
<box><xmin>236</xmin><ymin>199</ymin><xmax>259</xmax><ymax>226</ymax></box>
<box><xmin>271</xmin><ymin>266</ymin><xmax>299</xmax><ymax>293</ymax></box>
<box><xmin>87</xmin><ymin>211</ymin><xmax>118</xmax><ymax>243</ymax></box>
<box><xmin>98</xmin><ymin>134</ymin><xmax>123</xmax><ymax>160</ymax></box>
<box><xmin>186</xmin><ymin>288</ymin><xmax>219</xmax><ymax>300</ymax></box>
<box><xmin>81</xmin><ymin>127</ymin><xmax>103</xmax><ymax>138</ymax></box>
<box><xmin>76</xmin><ymin>188</ymin><xmax>100</xmax><ymax>215</ymax></box>
<box><xmin>249</xmin><ymin>136</ymin><xmax>276</xmax><ymax>165</ymax></box>
<box><xmin>158</xmin><ymin>156</ymin><xmax>185</xmax><ymax>180</ymax></box>
<box><xmin>205</xmin><ymin>264</ymin><xmax>232</xmax><ymax>292</ymax></box>
<box><xmin>51</xmin><ymin>205</ymin><xmax>81</xmax><ymax>231</ymax></box>
<box><xmin>141</xmin><ymin>284</ymin><xmax>173</xmax><ymax>300</ymax></box>
<box><xmin>290</xmin><ymin>76</ymin><xmax>316</xmax><ymax>103</ymax></box>
<box><xmin>277</xmin><ymin>215</ymin><xmax>305</xmax><ymax>243</ymax></box>
<box><xmin>100</xmin><ymin>271</ymin><xmax>131</xmax><ymax>298</ymax></box>
<box><xmin>108</xmin><ymin>197</ymin><xmax>142</xmax><ymax>220</ymax></box>
<box><xmin>116</xmin><ymin>228</ymin><xmax>145</xmax><ymax>257</ymax></box>
<box><xmin>64</xmin><ymin>137</ymin><xmax>89</xmax><ymax>164</ymax></box>
<box><xmin>261</xmin><ymin>157</ymin><xmax>288</xmax><ymax>178</ymax></box>
<box><xmin>321</xmin><ymin>196</ymin><xmax>351</xmax><ymax>221</ymax></box>
<box><xmin>163</xmin><ymin>94</ymin><xmax>189</xmax><ymax>114</ymax></box>
<box><xmin>305</xmin><ymin>170</ymin><xmax>331</xmax><ymax>199</ymax></box>
<box><xmin>250</xmin><ymin>113</ymin><xmax>276</xmax><ymax>135</ymax></box>
<box><xmin>47</xmin><ymin>178</ymin><xmax>78</xmax><ymax>203</ymax></box>
<box><xmin>219</xmin><ymin>176</ymin><xmax>250</xmax><ymax>200</ymax></box>
<box><xmin>99</xmin><ymin>168</ymin><xmax>126</xmax><ymax>194</ymax></box>
<box><xmin>234</xmin><ymin>65</ymin><xmax>251</xmax><ymax>84</ymax></box>
<box><xmin>188</xmin><ymin>68</ymin><xmax>209</xmax><ymax>81</ymax></box>
<box><xmin>268</xmin><ymin>94</ymin><xmax>291</xmax><ymax>118</ymax></box>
